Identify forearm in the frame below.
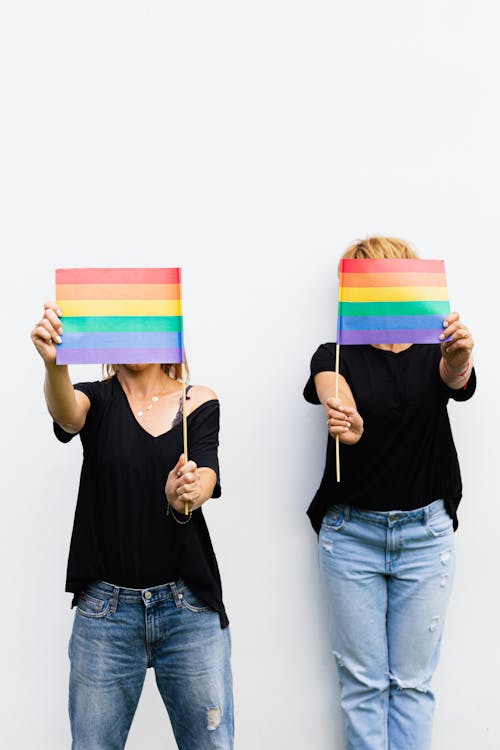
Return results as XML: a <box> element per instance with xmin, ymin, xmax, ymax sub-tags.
<box><xmin>314</xmin><ymin>372</ymin><xmax>363</xmax><ymax>445</ymax></box>
<box><xmin>43</xmin><ymin>363</ymin><xmax>84</xmax><ymax>431</ymax></box>
<box><xmin>314</xmin><ymin>372</ymin><xmax>356</xmax><ymax>411</ymax></box>
<box><xmin>197</xmin><ymin>467</ymin><xmax>218</xmax><ymax>505</ymax></box>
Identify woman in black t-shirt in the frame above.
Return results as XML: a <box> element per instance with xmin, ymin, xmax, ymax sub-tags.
<box><xmin>31</xmin><ymin>301</ymin><xmax>233</xmax><ymax>750</ymax></box>
<box><xmin>304</xmin><ymin>237</ymin><xmax>475</xmax><ymax>750</ymax></box>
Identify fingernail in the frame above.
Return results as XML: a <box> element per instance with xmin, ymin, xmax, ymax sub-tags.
<box><xmin>56</xmin><ymin>336</ymin><xmax>62</xmax><ymax>344</ymax></box>
<box><xmin>346</xmin><ymin>422</ymin><xmax>351</xmax><ymax>428</ymax></box>
<box><xmin>58</xmin><ymin>327</ymin><xmax>63</xmax><ymax>334</ymax></box>
<box><xmin>57</xmin><ymin>308</ymin><xmax>62</xmax><ymax>316</ymax></box>
<box><xmin>439</xmin><ymin>334</ymin><xmax>444</xmax><ymax>340</ymax></box>
<box><xmin>344</xmin><ymin>427</ymin><xmax>349</xmax><ymax>431</ymax></box>
<box><xmin>443</xmin><ymin>321</ymin><xmax>448</xmax><ymax>327</ymax></box>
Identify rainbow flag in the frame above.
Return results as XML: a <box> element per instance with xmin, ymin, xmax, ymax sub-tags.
<box><xmin>55</xmin><ymin>268</ymin><xmax>184</xmax><ymax>364</ymax></box>
<box><xmin>337</xmin><ymin>258</ymin><xmax>450</xmax><ymax>345</ymax></box>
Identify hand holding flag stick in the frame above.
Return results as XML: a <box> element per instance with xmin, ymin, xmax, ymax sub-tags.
<box><xmin>181</xmin><ymin>362</ymin><xmax>190</xmax><ymax>515</ymax></box>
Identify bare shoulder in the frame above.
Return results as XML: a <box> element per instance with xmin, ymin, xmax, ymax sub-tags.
<box><xmin>187</xmin><ymin>384</ymin><xmax>218</xmax><ymax>410</ymax></box>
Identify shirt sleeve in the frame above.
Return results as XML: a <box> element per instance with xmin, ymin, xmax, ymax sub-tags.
<box><xmin>53</xmin><ymin>380</ymin><xmax>107</xmax><ymax>443</ymax></box>
<box><xmin>303</xmin><ymin>343</ymin><xmax>336</xmax><ymax>404</ymax></box>
<box><xmin>188</xmin><ymin>400</ymin><xmax>221</xmax><ymax>498</ymax></box>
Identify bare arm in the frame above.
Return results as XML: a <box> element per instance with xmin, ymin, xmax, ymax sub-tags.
<box><xmin>31</xmin><ymin>301</ymin><xmax>90</xmax><ymax>433</ymax></box>
<box><xmin>438</xmin><ymin>311</ymin><xmax>474</xmax><ymax>390</ymax></box>
<box><xmin>314</xmin><ymin>371</ymin><xmax>364</xmax><ymax>445</ymax></box>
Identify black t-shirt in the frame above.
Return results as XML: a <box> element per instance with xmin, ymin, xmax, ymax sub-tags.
<box><xmin>54</xmin><ymin>376</ymin><xmax>228</xmax><ymax>627</ymax></box>
<box><xmin>303</xmin><ymin>343</ymin><xmax>476</xmax><ymax>533</ymax></box>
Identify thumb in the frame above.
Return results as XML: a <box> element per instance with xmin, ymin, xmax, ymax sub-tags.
<box><xmin>172</xmin><ymin>453</ymin><xmax>186</xmax><ymax>476</ymax></box>
<box><xmin>326</xmin><ymin>397</ymin><xmax>343</xmax><ymax>410</ymax></box>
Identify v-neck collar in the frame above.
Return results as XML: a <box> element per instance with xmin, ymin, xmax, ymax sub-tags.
<box><xmin>114</xmin><ymin>376</ymin><xmax>184</xmax><ymax>440</ymax></box>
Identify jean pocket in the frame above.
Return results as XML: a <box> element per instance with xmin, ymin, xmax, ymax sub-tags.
<box><xmin>76</xmin><ymin>591</ymin><xmax>111</xmax><ymax>619</ymax></box>
<box><xmin>425</xmin><ymin>510</ymin><xmax>453</xmax><ymax>538</ymax></box>
<box><xmin>177</xmin><ymin>582</ymin><xmax>211</xmax><ymax>613</ymax></box>
<box><xmin>322</xmin><ymin>505</ymin><xmax>346</xmax><ymax>533</ymax></box>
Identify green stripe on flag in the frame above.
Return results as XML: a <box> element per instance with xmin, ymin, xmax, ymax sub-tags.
<box><xmin>62</xmin><ymin>316</ymin><xmax>183</xmax><ymax>332</ymax></box>
<box><xmin>338</xmin><ymin>301</ymin><xmax>450</xmax><ymax>317</ymax></box>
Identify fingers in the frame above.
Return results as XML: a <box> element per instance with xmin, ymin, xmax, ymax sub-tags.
<box><xmin>325</xmin><ymin>397</ymin><xmax>342</xmax><ymax>410</ymax></box>
<box><xmin>326</xmin><ymin>405</ymin><xmax>359</xmax><ymax>435</ymax></box>
<box><xmin>171</xmin><ymin>455</ymin><xmax>200</xmax><ymax>499</ymax></box>
<box><xmin>32</xmin><ymin>302</ymin><xmax>64</xmax><ymax>344</ymax></box>
<box><xmin>35</xmin><ymin>318</ymin><xmax>62</xmax><ymax>344</ymax></box>
<box><xmin>176</xmin><ymin>470</ymin><xmax>200</xmax><ymax>492</ymax></box>
<box><xmin>325</xmin><ymin>398</ymin><xmax>349</xmax><ymax>429</ymax></box>
<box><xmin>176</xmin><ymin>459</ymin><xmax>197</xmax><ymax>477</ymax></box>
<box><xmin>440</xmin><ymin>314</ymin><xmax>473</xmax><ymax>353</ymax></box>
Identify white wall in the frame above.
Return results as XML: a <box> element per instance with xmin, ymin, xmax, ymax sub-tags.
<box><xmin>1</xmin><ymin>2</ymin><xmax>498</xmax><ymax>748</ymax></box>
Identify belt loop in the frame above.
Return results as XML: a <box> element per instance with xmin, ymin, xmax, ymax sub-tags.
<box><xmin>423</xmin><ymin>505</ymin><xmax>430</xmax><ymax>526</ymax></box>
<box><xmin>344</xmin><ymin>505</ymin><xmax>351</xmax><ymax>522</ymax></box>
<box><xmin>110</xmin><ymin>586</ymin><xmax>119</xmax><ymax>613</ymax></box>
<box><xmin>170</xmin><ymin>581</ymin><xmax>183</xmax><ymax>608</ymax></box>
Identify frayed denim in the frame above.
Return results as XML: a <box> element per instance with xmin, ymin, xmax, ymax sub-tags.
<box><xmin>69</xmin><ymin>580</ymin><xmax>233</xmax><ymax>749</ymax></box>
<box><xmin>319</xmin><ymin>499</ymin><xmax>455</xmax><ymax>750</ymax></box>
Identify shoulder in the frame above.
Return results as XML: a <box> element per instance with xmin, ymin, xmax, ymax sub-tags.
<box><xmin>187</xmin><ymin>385</ymin><xmax>218</xmax><ymax>413</ymax></box>
<box><xmin>312</xmin><ymin>342</ymin><xmax>335</xmax><ymax>359</ymax></box>
<box><xmin>74</xmin><ymin>377</ymin><xmax>113</xmax><ymax>402</ymax></box>
<box><xmin>309</xmin><ymin>342</ymin><xmax>363</xmax><ymax>373</ymax></box>
<box><xmin>309</xmin><ymin>342</ymin><xmax>335</xmax><ymax>371</ymax></box>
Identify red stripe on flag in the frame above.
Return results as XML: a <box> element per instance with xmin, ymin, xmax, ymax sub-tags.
<box><xmin>340</xmin><ymin>259</ymin><xmax>445</xmax><ymax>275</ymax></box>
<box><xmin>55</xmin><ymin>268</ymin><xmax>181</xmax><ymax>285</ymax></box>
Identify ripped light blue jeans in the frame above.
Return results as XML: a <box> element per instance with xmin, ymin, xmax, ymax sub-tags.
<box><xmin>69</xmin><ymin>580</ymin><xmax>233</xmax><ymax>750</ymax></box>
<box><xmin>319</xmin><ymin>499</ymin><xmax>455</xmax><ymax>750</ymax></box>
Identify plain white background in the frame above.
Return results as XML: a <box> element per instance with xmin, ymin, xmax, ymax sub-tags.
<box><xmin>1</xmin><ymin>2</ymin><xmax>498</xmax><ymax>748</ymax></box>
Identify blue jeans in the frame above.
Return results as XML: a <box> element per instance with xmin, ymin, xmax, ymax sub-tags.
<box><xmin>69</xmin><ymin>580</ymin><xmax>233</xmax><ymax>749</ymax></box>
<box><xmin>318</xmin><ymin>499</ymin><xmax>455</xmax><ymax>750</ymax></box>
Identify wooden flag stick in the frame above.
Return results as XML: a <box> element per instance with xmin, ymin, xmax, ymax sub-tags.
<box><xmin>335</xmin><ymin>342</ymin><xmax>340</xmax><ymax>483</ymax></box>
<box><xmin>181</xmin><ymin>362</ymin><xmax>189</xmax><ymax>515</ymax></box>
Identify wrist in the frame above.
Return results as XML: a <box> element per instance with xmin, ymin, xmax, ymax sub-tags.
<box><xmin>440</xmin><ymin>356</ymin><xmax>473</xmax><ymax>390</ymax></box>
<box><xmin>442</xmin><ymin>356</ymin><xmax>472</xmax><ymax>375</ymax></box>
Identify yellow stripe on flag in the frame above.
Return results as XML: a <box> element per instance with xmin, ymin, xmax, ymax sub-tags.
<box><xmin>339</xmin><ymin>286</ymin><xmax>449</xmax><ymax>303</ymax></box>
<box><xmin>59</xmin><ymin>299</ymin><xmax>183</xmax><ymax>317</ymax></box>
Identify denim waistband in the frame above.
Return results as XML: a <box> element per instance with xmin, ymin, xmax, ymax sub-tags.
<box><xmin>84</xmin><ymin>579</ymin><xmax>183</xmax><ymax>607</ymax></box>
<box><xmin>330</xmin><ymin>498</ymin><xmax>446</xmax><ymax>527</ymax></box>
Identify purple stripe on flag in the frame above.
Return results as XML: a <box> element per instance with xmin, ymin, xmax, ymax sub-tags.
<box><xmin>56</xmin><ymin>347</ymin><xmax>183</xmax><ymax>365</ymax></box>
<box><xmin>338</xmin><ymin>329</ymin><xmax>443</xmax><ymax>345</ymax></box>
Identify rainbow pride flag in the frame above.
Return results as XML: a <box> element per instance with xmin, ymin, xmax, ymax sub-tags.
<box><xmin>55</xmin><ymin>268</ymin><xmax>184</xmax><ymax>364</ymax></box>
<box><xmin>337</xmin><ymin>258</ymin><xmax>450</xmax><ymax>345</ymax></box>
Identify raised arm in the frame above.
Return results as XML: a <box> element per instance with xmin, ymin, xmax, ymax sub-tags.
<box><xmin>439</xmin><ymin>311</ymin><xmax>474</xmax><ymax>390</ymax></box>
<box><xmin>314</xmin><ymin>371</ymin><xmax>364</xmax><ymax>445</ymax></box>
<box><xmin>31</xmin><ymin>301</ymin><xmax>90</xmax><ymax>434</ymax></box>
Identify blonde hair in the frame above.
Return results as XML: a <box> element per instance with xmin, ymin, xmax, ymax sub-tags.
<box><xmin>342</xmin><ymin>236</ymin><xmax>419</xmax><ymax>261</ymax></box>
<box><xmin>103</xmin><ymin>361</ymin><xmax>189</xmax><ymax>382</ymax></box>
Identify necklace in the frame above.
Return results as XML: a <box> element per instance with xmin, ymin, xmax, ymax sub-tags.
<box><xmin>137</xmin><ymin>395</ymin><xmax>160</xmax><ymax>417</ymax></box>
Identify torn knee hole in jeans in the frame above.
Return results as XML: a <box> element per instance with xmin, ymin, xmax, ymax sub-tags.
<box><xmin>429</xmin><ymin>615</ymin><xmax>440</xmax><ymax>632</ymax></box>
<box><xmin>207</xmin><ymin>706</ymin><xmax>222</xmax><ymax>731</ymax></box>
<box><xmin>388</xmin><ymin>672</ymin><xmax>429</xmax><ymax>693</ymax></box>
<box><xmin>333</xmin><ymin>650</ymin><xmax>345</xmax><ymax>668</ymax></box>
<box><xmin>440</xmin><ymin>550</ymin><xmax>452</xmax><ymax>565</ymax></box>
